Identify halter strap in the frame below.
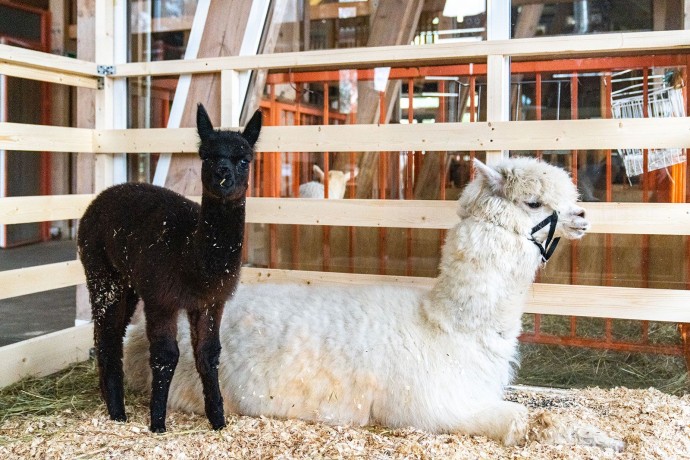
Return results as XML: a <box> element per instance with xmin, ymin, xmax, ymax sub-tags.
<box><xmin>529</xmin><ymin>211</ymin><xmax>560</xmax><ymax>262</ymax></box>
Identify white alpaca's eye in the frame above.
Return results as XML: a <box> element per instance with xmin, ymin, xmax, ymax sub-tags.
<box><xmin>526</xmin><ymin>201</ymin><xmax>542</xmax><ymax>209</ymax></box>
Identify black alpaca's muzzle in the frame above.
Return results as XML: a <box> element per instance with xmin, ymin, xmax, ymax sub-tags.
<box><xmin>529</xmin><ymin>211</ymin><xmax>560</xmax><ymax>262</ymax></box>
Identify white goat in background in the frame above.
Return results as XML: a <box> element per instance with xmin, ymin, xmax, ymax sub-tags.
<box><xmin>123</xmin><ymin>157</ymin><xmax>623</xmax><ymax>450</ymax></box>
<box><xmin>298</xmin><ymin>165</ymin><xmax>357</xmax><ymax>199</ymax></box>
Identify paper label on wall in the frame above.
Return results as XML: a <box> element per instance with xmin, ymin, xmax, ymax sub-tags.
<box><xmin>374</xmin><ymin>67</ymin><xmax>391</xmax><ymax>92</ymax></box>
<box><xmin>338</xmin><ymin>7</ymin><xmax>357</xmax><ymax>19</ymax></box>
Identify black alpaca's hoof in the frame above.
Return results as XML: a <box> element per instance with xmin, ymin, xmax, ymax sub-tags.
<box><xmin>109</xmin><ymin>412</ymin><xmax>127</xmax><ymax>423</ymax></box>
<box><xmin>207</xmin><ymin>408</ymin><xmax>226</xmax><ymax>430</ymax></box>
<box><xmin>211</xmin><ymin>419</ymin><xmax>226</xmax><ymax>431</ymax></box>
<box><xmin>150</xmin><ymin>423</ymin><xmax>166</xmax><ymax>433</ymax></box>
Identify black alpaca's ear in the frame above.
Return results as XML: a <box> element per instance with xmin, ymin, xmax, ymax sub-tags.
<box><xmin>242</xmin><ymin>110</ymin><xmax>262</xmax><ymax>147</ymax></box>
<box><xmin>196</xmin><ymin>103</ymin><xmax>215</xmax><ymax>142</ymax></box>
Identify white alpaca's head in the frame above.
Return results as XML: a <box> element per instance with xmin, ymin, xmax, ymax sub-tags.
<box><xmin>312</xmin><ymin>165</ymin><xmax>357</xmax><ymax>199</ymax></box>
<box><xmin>460</xmin><ymin>158</ymin><xmax>589</xmax><ymax>247</ymax></box>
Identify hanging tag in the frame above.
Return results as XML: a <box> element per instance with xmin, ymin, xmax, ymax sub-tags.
<box><xmin>374</xmin><ymin>67</ymin><xmax>391</xmax><ymax>92</ymax></box>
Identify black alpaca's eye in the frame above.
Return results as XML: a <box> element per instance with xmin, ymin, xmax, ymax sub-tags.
<box><xmin>526</xmin><ymin>201</ymin><xmax>542</xmax><ymax>209</ymax></box>
<box><xmin>238</xmin><ymin>159</ymin><xmax>250</xmax><ymax>170</ymax></box>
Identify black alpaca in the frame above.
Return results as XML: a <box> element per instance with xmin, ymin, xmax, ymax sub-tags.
<box><xmin>77</xmin><ymin>104</ymin><xmax>261</xmax><ymax>433</ymax></box>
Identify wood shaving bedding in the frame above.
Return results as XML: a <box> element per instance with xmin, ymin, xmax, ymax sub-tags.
<box><xmin>1</xmin><ymin>386</ymin><xmax>688</xmax><ymax>459</ymax></box>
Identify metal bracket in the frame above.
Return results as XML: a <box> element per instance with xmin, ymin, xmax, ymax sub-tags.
<box><xmin>97</xmin><ymin>65</ymin><xmax>115</xmax><ymax>76</ymax></box>
<box><xmin>96</xmin><ymin>65</ymin><xmax>114</xmax><ymax>90</ymax></box>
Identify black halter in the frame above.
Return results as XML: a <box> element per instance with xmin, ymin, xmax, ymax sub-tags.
<box><xmin>529</xmin><ymin>211</ymin><xmax>560</xmax><ymax>262</ymax></box>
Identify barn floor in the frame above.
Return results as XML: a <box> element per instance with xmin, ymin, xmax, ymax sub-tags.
<box><xmin>0</xmin><ymin>360</ymin><xmax>688</xmax><ymax>459</ymax></box>
<box><xmin>0</xmin><ymin>240</ymin><xmax>77</xmax><ymax>347</ymax></box>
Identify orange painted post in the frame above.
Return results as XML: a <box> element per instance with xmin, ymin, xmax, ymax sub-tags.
<box><xmin>603</xmin><ymin>72</ymin><xmax>614</xmax><ymax>343</ymax></box>
<box><xmin>323</xmin><ymin>83</ymin><xmax>331</xmax><ymax>272</ymax></box>
<box><xmin>292</xmin><ymin>85</ymin><xmax>302</xmax><ymax>269</ymax></box>
<box><xmin>438</xmin><ymin>79</ymin><xmax>446</xmax><ymax>200</ymax></box>
<box><xmin>570</xmin><ymin>74</ymin><xmax>579</xmax><ymax>337</ymax></box>
<box><xmin>536</xmin><ymin>73</ymin><xmax>543</xmax><ymax>159</ymax></box>
<box><xmin>406</xmin><ymin>78</ymin><xmax>415</xmax><ymax>275</ymax></box>
<box><xmin>268</xmin><ymin>84</ymin><xmax>278</xmax><ymax>269</ymax></box>
<box><xmin>379</xmin><ymin>90</ymin><xmax>387</xmax><ymax>275</ymax></box>
<box><xmin>348</xmin><ymin>111</ymin><xmax>356</xmax><ymax>274</ymax></box>
<box><xmin>469</xmin><ymin>75</ymin><xmax>476</xmax><ymax>180</ymax></box>
<box><xmin>407</xmin><ymin>78</ymin><xmax>415</xmax><ymax>200</ymax></box>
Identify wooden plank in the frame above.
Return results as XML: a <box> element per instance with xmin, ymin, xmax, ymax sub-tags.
<box><xmin>0</xmin><ymin>122</ymin><xmax>94</xmax><ymax>152</ymax></box>
<box><xmin>0</xmin><ymin>194</ymin><xmax>94</xmax><ymax>225</ymax></box>
<box><xmin>0</xmin><ymin>324</ymin><xmax>93</xmax><ymax>389</ymax></box>
<box><xmin>220</xmin><ymin>69</ymin><xmax>241</xmax><ymax>127</ymax></box>
<box><xmin>0</xmin><ymin>261</ymin><xmax>86</xmax><ymax>300</ymax></box>
<box><xmin>245</xmin><ymin>198</ymin><xmax>456</xmax><ymax>229</ymax></box>
<box><xmin>529</xmin><ymin>283</ymin><xmax>690</xmax><ymax>322</ymax></box>
<box><xmin>0</xmin><ymin>260</ymin><xmax>687</xmax><ymax>321</ymax></box>
<box><xmin>241</xmin><ymin>199</ymin><xmax>690</xmax><ymax>235</ymax></box>
<box><xmin>240</xmin><ymin>268</ymin><xmax>690</xmax><ymax>322</ymax></box>
<box><xmin>0</xmin><ymin>194</ymin><xmax>687</xmax><ymax>236</ymax></box>
<box><xmin>93</xmin><ymin>0</ymin><xmax>116</xmax><ymax>193</ymax></box>
<box><xmin>0</xmin><ymin>44</ymin><xmax>98</xmax><ymax>77</ymax></box>
<box><xmin>584</xmin><ymin>202</ymin><xmax>690</xmax><ymax>235</ymax></box>
<box><xmin>130</xmin><ymin>14</ymin><xmax>195</xmax><ymax>34</ymax></box>
<box><xmin>112</xmin><ymin>30</ymin><xmax>690</xmax><ymax>77</ymax></box>
<box><xmin>0</xmin><ymin>62</ymin><xmax>99</xmax><ymax>88</ymax></box>
<box><xmin>75</xmin><ymin>0</ymin><xmax>98</xmax><ymax>324</ymax></box>
<box><xmin>96</xmin><ymin>117</ymin><xmax>690</xmax><ymax>153</ymax></box>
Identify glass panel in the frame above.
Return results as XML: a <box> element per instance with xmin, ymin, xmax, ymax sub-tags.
<box><xmin>510</xmin><ymin>1</ymin><xmax>654</xmax><ymax>37</ymax></box>
<box><xmin>0</xmin><ymin>5</ymin><xmax>42</xmax><ymax>43</ymax></box>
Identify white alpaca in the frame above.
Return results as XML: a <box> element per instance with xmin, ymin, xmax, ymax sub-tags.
<box><xmin>123</xmin><ymin>158</ymin><xmax>623</xmax><ymax>450</ymax></box>
<box><xmin>298</xmin><ymin>165</ymin><xmax>356</xmax><ymax>199</ymax></box>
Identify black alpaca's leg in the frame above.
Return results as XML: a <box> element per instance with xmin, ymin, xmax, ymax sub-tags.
<box><xmin>145</xmin><ymin>307</ymin><xmax>180</xmax><ymax>433</ymax></box>
<box><xmin>188</xmin><ymin>304</ymin><xmax>226</xmax><ymax>430</ymax></box>
<box><xmin>88</xmin><ymin>272</ymin><xmax>133</xmax><ymax>422</ymax></box>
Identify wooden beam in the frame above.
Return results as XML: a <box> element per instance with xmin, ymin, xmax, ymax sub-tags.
<box><xmin>0</xmin><ymin>62</ymin><xmax>98</xmax><ymax>88</ymax></box>
<box><xmin>0</xmin><ymin>261</ymin><xmax>86</xmax><ymax>300</ymax></box>
<box><xmin>240</xmin><ymin>268</ymin><xmax>690</xmax><ymax>322</ymax></box>
<box><xmin>0</xmin><ymin>194</ymin><xmax>93</xmax><ymax>225</ymax></box>
<box><xmin>0</xmin><ymin>324</ymin><xmax>93</xmax><ymax>389</ymax></box>
<box><xmin>221</xmin><ymin>69</ymin><xmax>241</xmax><ymax>127</ymax></box>
<box><xmin>75</xmin><ymin>0</ymin><xmax>97</xmax><ymax>324</ymax></box>
<box><xmin>1</xmin><ymin>196</ymin><xmax>688</xmax><ymax>236</ymax></box>
<box><xmin>0</xmin><ymin>123</ymin><xmax>93</xmax><ymax>152</ymax></box>
<box><xmin>95</xmin><ymin>118</ymin><xmax>690</xmax><ymax>153</ymax></box>
<box><xmin>513</xmin><ymin>4</ymin><xmax>545</xmax><ymax>39</ymax></box>
<box><xmin>0</xmin><ymin>43</ymin><xmax>98</xmax><ymax>77</ymax></box>
<box><xmin>240</xmin><ymin>199</ymin><xmax>690</xmax><ymax>236</ymax></box>
<box><xmin>1</xmin><ymin>260</ymin><xmax>688</xmax><ymax>322</ymax></box>
<box><xmin>111</xmin><ymin>30</ymin><xmax>690</xmax><ymax>77</ymax></box>
<box><xmin>485</xmin><ymin>0</ymin><xmax>511</xmax><ymax>164</ymax></box>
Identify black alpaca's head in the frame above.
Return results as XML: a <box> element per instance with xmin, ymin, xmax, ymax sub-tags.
<box><xmin>197</xmin><ymin>103</ymin><xmax>262</xmax><ymax>201</ymax></box>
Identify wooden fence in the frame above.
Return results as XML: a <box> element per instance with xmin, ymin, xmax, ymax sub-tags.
<box><xmin>2</xmin><ymin>27</ymin><xmax>690</xmax><ymax>388</ymax></box>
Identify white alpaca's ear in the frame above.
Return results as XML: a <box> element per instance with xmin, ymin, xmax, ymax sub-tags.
<box><xmin>352</xmin><ymin>167</ymin><xmax>359</xmax><ymax>179</ymax></box>
<box><xmin>313</xmin><ymin>165</ymin><xmax>325</xmax><ymax>182</ymax></box>
<box><xmin>473</xmin><ymin>159</ymin><xmax>503</xmax><ymax>192</ymax></box>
